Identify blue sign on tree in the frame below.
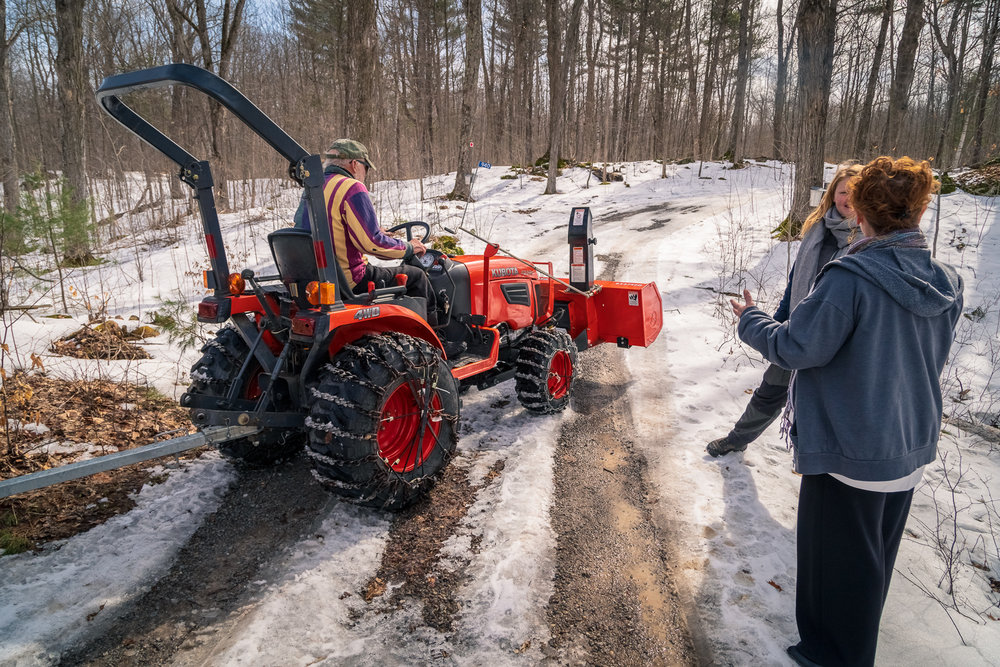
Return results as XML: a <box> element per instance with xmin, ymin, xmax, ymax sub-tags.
<box><xmin>478</xmin><ymin>161</ymin><xmax>491</xmax><ymax>169</ymax></box>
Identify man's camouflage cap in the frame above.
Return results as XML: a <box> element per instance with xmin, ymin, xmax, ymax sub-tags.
<box><xmin>324</xmin><ymin>139</ymin><xmax>375</xmax><ymax>170</ymax></box>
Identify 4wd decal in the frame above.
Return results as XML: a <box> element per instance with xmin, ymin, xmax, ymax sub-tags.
<box><xmin>353</xmin><ymin>306</ymin><xmax>380</xmax><ymax>320</ymax></box>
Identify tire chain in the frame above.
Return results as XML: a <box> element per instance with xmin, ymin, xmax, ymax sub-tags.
<box><xmin>306</xmin><ymin>333</ymin><xmax>458</xmax><ymax>500</ymax></box>
<box><xmin>514</xmin><ymin>328</ymin><xmax>575</xmax><ymax>413</ymax></box>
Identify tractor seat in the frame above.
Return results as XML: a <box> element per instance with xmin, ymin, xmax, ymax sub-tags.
<box><xmin>267</xmin><ymin>227</ymin><xmax>416</xmax><ymax>310</ymax></box>
<box><xmin>268</xmin><ymin>227</ymin><xmax>319</xmax><ymax>309</ymax></box>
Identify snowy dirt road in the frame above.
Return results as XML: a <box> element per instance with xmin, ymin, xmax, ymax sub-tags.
<box><xmin>51</xmin><ymin>348</ymin><xmax>696</xmax><ymax>667</ymax></box>
<box><xmin>45</xmin><ymin>241</ymin><xmax>698</xmax><ymax>667</ymax></box>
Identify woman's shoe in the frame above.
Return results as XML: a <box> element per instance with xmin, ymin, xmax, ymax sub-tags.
<box><xmin>706</xmin><ymin>437</ymin><xmax>748</xmax><ymax>457</ymax></box>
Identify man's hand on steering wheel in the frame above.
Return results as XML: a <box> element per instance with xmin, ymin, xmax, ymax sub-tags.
<box><xmin>410</xmin><ymin>239</ymin><xmax>427</xmax><ymax>256</ymax></box>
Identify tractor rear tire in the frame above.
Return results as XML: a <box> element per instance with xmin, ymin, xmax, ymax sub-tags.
<box><xmin>305</xmin><ymin>332</ymin><xmax>459</xmax><ymax>510</ymax></box>
<box><xmin>515</xmin><ymin>328</ymin><xmax>577</xmax><ymax>414</ymax></box>
<box><xmin>187</xmin><ymin>327</ymin><xmax>303</xmax><ymax>466</ymax></box>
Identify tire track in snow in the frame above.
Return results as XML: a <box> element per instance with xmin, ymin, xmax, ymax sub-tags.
<box><xmin>59</xmin><ymin>456</ymin><xmax>338</xmax><ymax>665</ymax></box>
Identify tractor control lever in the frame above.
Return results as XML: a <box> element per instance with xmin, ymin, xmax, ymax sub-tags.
<box><xmin>241</xmin><ymin>269</ymin><xmax>281</xmax><ymax>327</ymax></box>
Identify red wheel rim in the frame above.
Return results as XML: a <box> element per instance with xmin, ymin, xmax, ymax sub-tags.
<box><xmin>244</xmin><ymin>366</ymin><xmax>263</xmax><ymax>400</ymax></box>
<box><xmin>547</xmin><ymin>350</ymin><xmax>573</xmax><ymax>399</ymax></box>
<box><xmin>377</xmin><ymin>381</ymin><xmax>442</xmax><ymax>473</ymax></box>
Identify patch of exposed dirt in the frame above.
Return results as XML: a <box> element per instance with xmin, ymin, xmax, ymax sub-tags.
<box><xmin>1</xmin><ymin>373</ymin><xmax>194</xmax><ymax>551</ymax></box>
<box><xmin>635</xmin><ymin>218</ymin><xmax>672</xmax><ymax>232</ymax></box>
<box><xmin>49</xmin><ymin>321</ymin><xmax>158</xmax><ymax>360</ymax></box>
<box><xmin>542</xmin><ymin>346</ymin><xmax>697</xmax><ymax>665</ymax></box>
<box><xmin>360</xmin><ymin>456</ymin><xmax>506</xmax><ymax>631</ymax></box>
<box><xmin>541</xmin><ymin>252</ymin><xmax>697</xmax><ymax>665</ymax></box>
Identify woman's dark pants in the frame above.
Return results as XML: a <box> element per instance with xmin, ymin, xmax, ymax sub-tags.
<box><xmin>727</xmin><ymin>364</ymin><xmax>792</xmax><ymax>446</ymax></box>
<box><xmin>793</xmin><ymin>473</ymin><xmax>914</xmax><ymax>666</ymax></box>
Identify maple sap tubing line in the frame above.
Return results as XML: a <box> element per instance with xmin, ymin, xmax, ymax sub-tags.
<box><xmin>443</xmin><ymin>226</ymin><xmax>589</xmax><ymax>297</ymax></box>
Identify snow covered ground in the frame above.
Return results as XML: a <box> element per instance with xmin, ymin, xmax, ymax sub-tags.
<box><xmin>1</xmin><ymin>160</ymin><xmax>998</xmax><ymax>665</ymax></box>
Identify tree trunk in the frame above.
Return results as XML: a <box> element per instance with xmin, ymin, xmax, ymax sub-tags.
<box><xmin>725</xmin><ymin>0</ymin><xmax>755</xmax><ymax>161</ymax></box>
<box><xmin>882</xmin><ymin>0</ymin><xmax>925</xmax><ymax>153</ymax></box>
<box><xmin>852</xmin><ymin>0</ymin><xmax>891</xmax><ymax>159</ymax></box>
<box><xmin>684</xmin><ymin>0</ymin><xmax>699</xmax><ymax>158</ymax></box>
<box><xmin>175</xmin><ymin>0</ymin><xmax>247</xmax><ymax>210</ymax></box>
<box><xmin>773</xmin><ymin>0</ymin><xmax>797</xmax><ymax>160</ymax></box>
<box><xmin>790</xmin><ymin>0</ymin><xmax>837</xmax><ymax>227</ymax></box>
<box><xmin>0</xmin><ymin>0</ymin><xmax>21</xmax><ymax>219</ymax></box>
<box><xmin>165</xmin><ymin>0</ymin><xmax>194</xmax><ymax>201</ymax></box>
<box><xmin>55</xmin><ymin>0</ymin><xmax>93</xmax><ymax>266</ymax></box>
<box><xmin>346</xmin><ymin>0</ymin><xmax>378</xmax><ymax>142</ymax></box>
<box><xmin>927</xmin><ymin>0</ymin><xmax>971</xmax><ymax>169</ymax></box>
<box><xmin>970</xmin><ymin>0</ymin><xmax>999</xmax><ymax>164</ymax></box>
<box><xmin>544</xmin><ymin>0</ymin><xmax>584</xmax><ymax>194</ymax></box>
<box><xmin>450</xmin><ymin>0</ymin><xmax>484</xmax><ymax>200</ymax></box>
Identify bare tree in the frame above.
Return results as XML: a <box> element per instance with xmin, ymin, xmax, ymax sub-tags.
<box><xmin>852</xmin><ymin>0</ymin><xmax>891</xmax><ymax>159</ymax></box>
<box><xmin>969</xmin><ymin>0</ymin><xmax>1000</xmax><ymax>164</ymax></box>
<box><xmin>790</xmin><ymin>0</ymin><xmax>837</xmax><ymax>226</ymax></box>
<box><xmin>55</xmin><ymin>0</ymin><xmax>93</xmax><ymax>266</ymax></box>
<box><xmin>881</xmin><ymin>0</ymin><xmax>925</xmax><ymax>154</ymax></box>
<box><xmin>450</xmin><ymin>0</ymin><xmax>484</xmax><ymax>200</ymax></box>
<box><xmin>927</xmin><ymin>0</ymin><xmax>974</xmax><ymax>168</ymax></box>
<box><xmin>162</xmin><ymin>0</ymin><xmax>195</xmax><ymax>201</ymax></box>
<box><xmin>772</xmin><ymin>0</ymin><xmax>797</xmax><ymax>159</ymax></box>
<box><xmin>166</xmin><ymin>0</ymin><xmax>247</xmax><ymax>210</ymax></box>
<box><xmin>544</xmin><ymin>0</ymin><xmax>584</xmax><ymax>194</ymax></box>
<box><xmin>725</xmin><ymin>0</ymin><xmax>758</xmax><ymax>162</ymax></box>
<box><xmin>0</xmin><ymin>0</ymin><xmax>24</xmax><ymax>219</ymax></box>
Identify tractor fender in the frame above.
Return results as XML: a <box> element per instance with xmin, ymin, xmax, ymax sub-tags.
<box><xmin>300</xmin><ymin>303</ymin><xmax>444</xmax><ymax>380</ymax></box>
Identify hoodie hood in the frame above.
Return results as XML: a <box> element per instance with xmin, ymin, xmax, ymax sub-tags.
<box><xmin>823</xmin><ymin>247</ymin><xmax>963</xmax><ymax>317</ymax></box>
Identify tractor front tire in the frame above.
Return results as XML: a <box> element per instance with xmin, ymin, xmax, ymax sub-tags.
<box><xmin>515</xmin><ymin>329</ymin><xmax>577</xmax><ymax>414</ymax></box>
<box><xmin>187</xmin><ymin>327</ymin><xmax>303</xmax><ymax>466</ymax></box>
<box><xmin>305</xmin><ymin>332</ymin><xmax>459</xmax><ymax>510</ymax></box>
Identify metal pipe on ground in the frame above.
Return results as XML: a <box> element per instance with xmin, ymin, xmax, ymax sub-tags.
<box><xmin>0</xmin><ymin>425</ymin><xmax>259</xmax><ymax>499</ymax></box>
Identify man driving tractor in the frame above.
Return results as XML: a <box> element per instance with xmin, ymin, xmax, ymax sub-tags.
<box><xmin>294</xmin><ymin>138</ymin><xmax>440</xmax><ymax>324</ymax></box>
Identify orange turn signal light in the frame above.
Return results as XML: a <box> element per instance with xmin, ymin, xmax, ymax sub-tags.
<box><xmin>305</xmin><ymin>281</ymin><xmax>320</xmax><ymax>306</ymax></box>
<box><xmin>228</xmin><ymin>273</ymin><xmax>245</xmax><ymax>295</ymax></box>
<box><xmin>319</xmin><ymin>282</ymin><xmax>337</xmax><ymax>305</ymax></box>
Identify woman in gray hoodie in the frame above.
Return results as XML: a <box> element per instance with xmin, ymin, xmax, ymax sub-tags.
<box><xmin>731</xmin><ymin>156</ymin><xmax>964</xmax><ymax>666</ymax></box>
<box><xmin>707</xmin><ymin>162</ymin><xmax>862</xmax><ymax>457</ymax></box>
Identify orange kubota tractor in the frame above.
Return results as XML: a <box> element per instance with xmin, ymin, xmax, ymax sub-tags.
<box><xmin>97</xmin><ymin>64</ymin><xmax>662</xmax><ymax>509</ymax></box>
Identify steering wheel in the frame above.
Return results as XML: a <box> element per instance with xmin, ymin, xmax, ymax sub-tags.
<box><xmin>387</xmin><ymin>220</ymin><xmax>431</xmax><ymax>243</ymax></box>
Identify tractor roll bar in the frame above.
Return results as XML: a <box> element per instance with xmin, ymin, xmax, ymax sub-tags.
<box><xmin>95</xmin><ymin>64</ymin><xmax>347</xmax><ymax>307</ymax></box>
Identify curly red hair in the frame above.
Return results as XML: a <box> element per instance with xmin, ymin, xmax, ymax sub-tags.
<box><xmin>848</xmin><ymin>156</ymin><xmax>938</xmax><ymax>234</ymax></box>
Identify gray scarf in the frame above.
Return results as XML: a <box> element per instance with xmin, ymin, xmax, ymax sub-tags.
<box><xmin>788</xmin><ymin>206</ymin><xmax>857</xmax><ymax>309</ymax></box>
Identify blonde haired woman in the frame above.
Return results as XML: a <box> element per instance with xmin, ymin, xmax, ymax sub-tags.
<box><xmin>708</xmin><ymin>162</ymin><xmax>863</xmax><ymax>457</ymax></box>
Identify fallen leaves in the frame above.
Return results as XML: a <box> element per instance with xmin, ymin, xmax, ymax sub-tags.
<box><xmin>0</xmin><ymin>372</ymin><xmax>196</xmax><ymax>552</ymax></box>
<box><xmin>49</xmin><ymin>321</ymin><xmax>159</xmax><ymax>361</ymax></box>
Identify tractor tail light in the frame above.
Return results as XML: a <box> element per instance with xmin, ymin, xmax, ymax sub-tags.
<box><xmin>291</xmin><ymin>316</ymin><xmax>316</xmax><ymax>337</ymax></box>
<box><xmin>228</xmin><ymin>273</ymin><xmax>245</xmax><ymax>295</ymax></box>
<box><xmin>305</xmin><ymin>281</ymin><xmax>320</xmax><ymax>306</ymax></box>
<box><xmin>198</xmin><ymin>300</ymin><xmax>219</xmax><ymax>319</ymax></box>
